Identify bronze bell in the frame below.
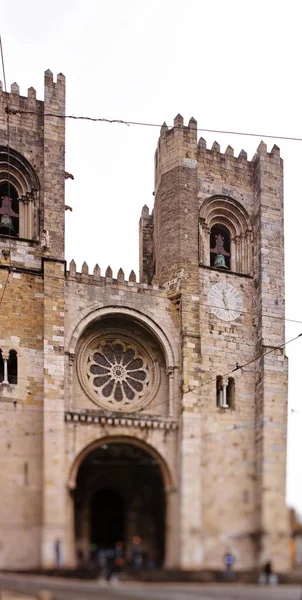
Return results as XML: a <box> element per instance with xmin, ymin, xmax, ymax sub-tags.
<box><xmin>0</xmin><ymin>213</ymin><xmax>16</xmax><ymax>236</ymax></box>
<box><xmin>214</xmin><ymin>253</ymin><xmax>228</xmax><ymax>270</ymax></box>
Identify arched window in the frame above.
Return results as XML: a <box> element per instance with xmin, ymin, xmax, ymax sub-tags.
<box><xmin>8</xmin><ymin>350</ymin><xmax>18</xmax><ymax>384</ymax></box>
<box><xmin>216</xmin><ymin>376</ymin><xmax>235</xmax><ymax>409</ymax></box>
<box><xmin>210</xmin><ymin>224</ymin><xmax>231</xmax><ymax>269</ymax></box>
<box><xmin>199</xmin><ymin>196</ymin><xmax>252</xmax><ymax>274</ymax></box>
<box><xmin>0</xmin><ymin>146</ymin><xmax>40</xmax><ymax>240</ymax></box>
<box><xmin>0</xmin><ymin>349</ymin><xmax>18</xmax><ymax>385</ymax></box>
<box><xmin>0</xmin><ymin>182</ymin><xmax>19</xmax><ymax>237</ymax></box>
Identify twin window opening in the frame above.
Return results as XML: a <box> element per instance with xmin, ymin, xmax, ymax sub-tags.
<box><xmin>216</xmin><ymin>376</ymin><xmax>235</xmax><ymax>409</ymax></box>
<box><xmin>0</xmin><ymin>349</ymin><xmax>18</xmax><ymax>385</ymax></box>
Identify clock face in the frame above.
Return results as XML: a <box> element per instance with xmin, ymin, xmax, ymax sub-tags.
<box><xmin>207</xmin><ymin>282</ymin><xmax>243</xmax><ymax>321</ymax></box>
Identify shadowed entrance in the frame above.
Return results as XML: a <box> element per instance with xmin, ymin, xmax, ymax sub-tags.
<box><xmin>74</xmin><ymin>442</ymin><xmax>166</xmax><ymax>567</ymax></box>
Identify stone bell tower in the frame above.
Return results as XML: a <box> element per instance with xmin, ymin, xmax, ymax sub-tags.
<box><xmin>0</xmin><ymin>71</ymin><xmax>66</xmax><ymax>568</ymax></box>
<box><xmin>140</xmin><ymin>115</ymin><xmax>289</xmax><ymax>571</ymax></box>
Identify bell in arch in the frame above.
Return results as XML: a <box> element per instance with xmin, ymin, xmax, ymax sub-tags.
<box><xmin>214</xmin><ymin>253</ymin><xmax>228</xmax><ymax>270</ymax></box>
<box><xmin>0</xmin><ymin>196</ymin><xmax>18</xmax><ymax>236</ymax></box>
<box><xmin>0</xmin><ymin>213</ymin><xmax>17</xmax><ymax>235</ymax></box>
<box><xmin>210</xmin><ymin>231</ymin><xmax>230</xmax><ymax>270</ymax></box>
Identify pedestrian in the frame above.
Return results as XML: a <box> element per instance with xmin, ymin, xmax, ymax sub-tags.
<box><xmin>131</xmin><ymin>536</ymin><xmax>143</xmax><ymax>569</ymax></box>
<box><xmin>114</xmin><ymin>541</ymin><xmax>124</xmax><ymax>574</ymax></box>
<box><xmin>224</xmin><ymin>550</ymin><xmax>235</xmax><ymax>580</ymax></box>
<box><xmin>55</xmin><ymin>540</ymin><xmax>62</xmax><ymax>568</ymax></box>
<box><xmin>104</xmin><ymin>546</ymin><xmax>115</xmax><ymax>582</ymax></box>
<box><xmin>264</xmin><ymin>561</ymin><xmax>272</xmax><ymax>585</ymax></box>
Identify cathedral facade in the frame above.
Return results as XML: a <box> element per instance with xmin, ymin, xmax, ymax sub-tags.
<box><xmin>0</xmin><ymin>71</ymin><xmax>289</xmax><ymax>571</ymax></box>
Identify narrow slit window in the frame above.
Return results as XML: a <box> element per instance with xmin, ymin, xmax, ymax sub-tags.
<box><xmin>216</xmin><ymin>376</ymin><xmax>223</xmax><ymax>407</ymax></box>
<box><xmin>8</xmin><ymin>349</ymin><xmax>18</xmax><ymax>384</ymax></box>
<box><xmin>226</xmin><ymin>377</ymin><xmax>235</xmax><ymax>409</ymax></box>
<box><xmin>0</xmin><ymin>349</ymin><xmax>4</xmax><ymax>383</ymax></box>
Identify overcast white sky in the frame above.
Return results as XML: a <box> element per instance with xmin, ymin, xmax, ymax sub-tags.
<box><xmin>2</xmin><ymin>0</ymin><xmax>302</xmax><ymax>513</ymax></box>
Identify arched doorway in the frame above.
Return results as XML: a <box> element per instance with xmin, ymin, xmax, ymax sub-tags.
<box><xmin>74</xmin><ymin>441</ymin><xmax>166</xmax><ymax>568</ymax></box>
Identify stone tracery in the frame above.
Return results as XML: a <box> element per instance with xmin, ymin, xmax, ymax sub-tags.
<box><xmin>78</xmin><ymin>332</ymin><xmax>159</xmax><ymax>412</ymax></box>
<box><xmin>87</xmin><ymin>341</ymin><xmax>149</xmax><ymax>405</ymax></box>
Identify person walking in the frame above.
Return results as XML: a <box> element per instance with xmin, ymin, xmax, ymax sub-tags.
<box><xmin>224</xmin><ymin>551</ymin><xmax>235</xmax><ymax>580</ymax></box>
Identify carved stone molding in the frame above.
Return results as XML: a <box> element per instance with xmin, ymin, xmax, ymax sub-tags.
<box><xmin>65</xmin><ymin>410</ymin><xmax>178</xmax><ymax>431</ymax></box>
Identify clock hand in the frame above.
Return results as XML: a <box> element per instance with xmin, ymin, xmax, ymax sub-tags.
<box><xmin>222</xmin><ymin>290</ymin><xmax>229</xmax><ymax>309</ymax></box>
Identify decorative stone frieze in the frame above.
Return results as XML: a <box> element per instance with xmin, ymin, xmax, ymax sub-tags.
<box><xmin>65</xmin><ymin>410</ymin><xmax>178</xmax><ymax>430</ymax></box>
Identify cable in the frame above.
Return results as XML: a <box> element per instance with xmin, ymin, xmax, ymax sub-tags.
<box><xmin>198</xmin><ymin>331</ymin><xmax>302</xmax><ymax>392</ymax></box>
<box><xmin>0</xmin><ymin>36</ymin><xmax>7</xmax><ymax>94</ymax></box>
<box><xmin>0</xmin><ymin>35</ymin><xmax>13</xmax><ymax>312</ymax></box>
<box><xmin>0</xmin><ymin>270</ymin><xmax>10</xmax><ymax>309</ymax></box>
<box><xmin>0</xmin><ymin>408</ymin><xmax>297</xmax><ymax>445</ymax></box>
<box><xmin>1</xmin><ymin>262</ymin><xmax>302</xmax><ymax>326</ymax></box>
<box><xmin>5</xmin><ymin>107</ymin><xmax>302</xmax><ymax>144</ymax></box>
<box><xmin>2</xmin><ymin>331</ymin><xmax>299</xmax><ymax>416</ymax></box>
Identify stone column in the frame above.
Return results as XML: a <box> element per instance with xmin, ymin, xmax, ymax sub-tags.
<box><xmin>230</xmin><ymin>239</ymin><xmax>236</xmax><ymax>271</ymax></box>
<box><xmin>168</xmin><ymin>367</ymin><xmax>174</xmax><ymax>417</ymax></box>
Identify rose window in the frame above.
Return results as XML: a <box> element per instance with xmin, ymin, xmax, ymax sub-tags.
<box><xmin>86</xmin><ymin>340</ymin><xmax>150</xmax><ymax>408</ymax></box>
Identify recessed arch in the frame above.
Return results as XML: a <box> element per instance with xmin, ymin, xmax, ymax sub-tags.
<box><xmin>200</xmin><ymin>195</ymin><xmax>251</xmax><ymax>234</ymax></box>
<box><xmin>0</xmin><ymin>146</ymin><xmax>40</xmax><ymax>239</ymax></box>
<box><xmin>199</xmin><ymin>195</ymin><xmax>252</xmax><ymax>274</ymax></box>
<box><xmin>68</xmin><ymin>434</ymin><xmax>175</xmax><ymax>492</ymax></box>
<box><xmin>68</xmin><ymin>305</ymin><xmax>176</xmax><ymax>370</ymax></box>
<box><xmin>71</xmin><ymin>436</ymin><xmax>172</xmax><ymax>567</ymax></box>
<box><xmin>0</xmin><ymin>146</ymin><xmax>40</xmax><ymax>196</ymax></box>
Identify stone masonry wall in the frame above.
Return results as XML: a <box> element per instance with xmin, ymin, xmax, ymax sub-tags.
<box><xmin>0</xmin><ymin>268</ymin><xmax>44</xmax><ymax>568</ymax></box>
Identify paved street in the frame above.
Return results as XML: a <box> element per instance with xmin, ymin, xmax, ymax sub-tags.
<box><xmin>1</xmin><ymin>574</ymin><xmax>302</xmax><ymax>600</ymax></box>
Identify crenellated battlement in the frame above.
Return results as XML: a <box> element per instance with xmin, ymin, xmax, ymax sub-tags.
<box><xmin>0</xmin><ymin>80</ymin><xmax>43</xmax><ymax>129</ymax></box>
<box><xmin>0</xmin><ymin>70</ymin><xmax>65</xmax><ymax>116</ymax></box>
<box><xmin>155</xmin><ymin>114</ymin><xmax>282</xmax><ymax>191</ymax></box>
<box><xmin>66</xmin><ymin>260</ymin><xmax>165</xmax><ymax>294</ymax></box>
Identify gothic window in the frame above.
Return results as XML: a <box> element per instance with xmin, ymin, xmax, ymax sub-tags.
<box><xmin>216</xmin><ymin>376</ymin><xmax>235</xmax><ymax>409</ymax></box>
<box><xmin>0</xmin><ymin>349</ymin><xmax>18</xmax><ymax>385</ymax></box>
<box><xmin>210</xmin><ymin>224</ymin><xmax>230</xmax><ymax>269</ymax></box>
<box><xmin>0</xmin><ymin>182</ymin><xmax>19</xmax><ymax>237</ymax></box>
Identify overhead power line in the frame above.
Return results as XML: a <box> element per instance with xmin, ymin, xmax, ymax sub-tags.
<box><xmin>4</xmin><ymin>107</ymin><xmax>302</xmax><ymax>144</ymax></box>
<box><xmin>198</xmin><ymin>331</ymin><xmax>302</xmax><ymax>392</ymax></box>
<box><xmin>1</xmin><ymin>265</ymin><xmax>302</xmax><ymax>327</ymax></box>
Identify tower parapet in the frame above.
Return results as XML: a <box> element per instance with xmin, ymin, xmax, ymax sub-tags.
<box><xmin>155</xmin><ymin>114</ymin><xmax>197</xmax><ymax>192</ymax></box>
